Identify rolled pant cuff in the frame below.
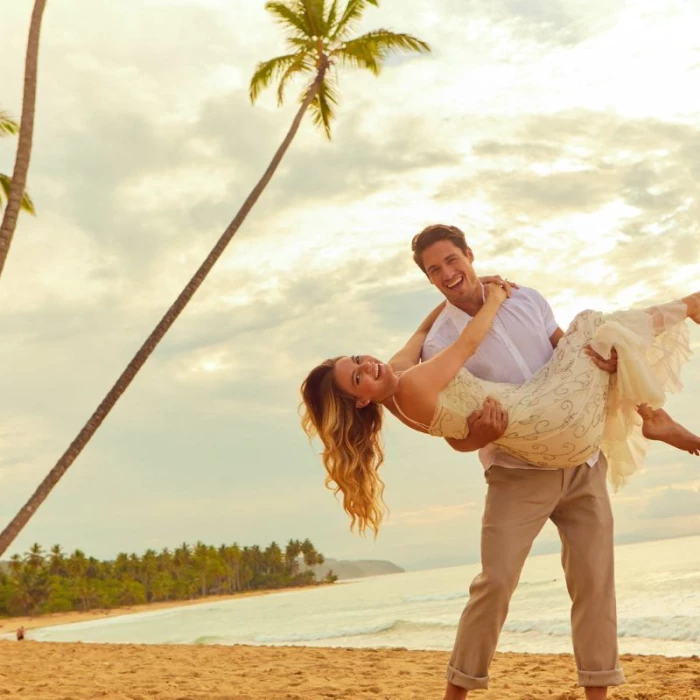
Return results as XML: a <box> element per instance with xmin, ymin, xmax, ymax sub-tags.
<box><xmin>578</xmin><ymin>667</ymin><xmax>627</xmax><ymax>687</ymax></box>
<box><xmin>446</xmin><ymin>665</ymin><xmax>490</xmax><ymax>690</ymax></box>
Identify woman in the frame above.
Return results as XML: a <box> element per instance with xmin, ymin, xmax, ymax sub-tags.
<box><xmin>301</xmin><ymin>287</ymin><xmax>700</xmax><ymax>534</ymax></box>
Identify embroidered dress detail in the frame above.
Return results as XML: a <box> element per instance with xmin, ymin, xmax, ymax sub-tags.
<box><xmin>428</xmin><ymin>302</ymin><xmax>691</xmax><ymax>488</ymax></box>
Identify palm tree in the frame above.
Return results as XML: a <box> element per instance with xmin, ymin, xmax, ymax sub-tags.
<box><xmin>0</xmin><ymin>0</ymin><xmax>429</xmax><ymax>558</ymax></box>
<box><xmin>0</xmin><ymin>0</ymin><xmax>48</xmax><ymax>279</ymax></box>
<box><xmin>48</xmin><ymin>543</ymin><xmax>66</xmax><ymax>576</ymax></box>
<box><xmin>24</xmin><ymin>542</ymin><xmax>45</xmax><ymax>570</ymax></box>
<box><xmin>0</xmin><ymin>112</ymin><xmax>36</xmax><ymax>217</ymax></box>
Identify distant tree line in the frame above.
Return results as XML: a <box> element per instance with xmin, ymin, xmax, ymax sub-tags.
<box><xmin>0</xmin><ymin>539</ymin><xmax>337</xmax><ymax>617</ymax></box>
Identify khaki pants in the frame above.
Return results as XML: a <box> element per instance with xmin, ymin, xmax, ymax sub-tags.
<box><xmin>446</xmin><ymin>455</ymin><xmax>626</xmax><ymax>690</ymax></box>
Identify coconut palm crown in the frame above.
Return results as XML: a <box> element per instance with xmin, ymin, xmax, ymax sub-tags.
<box><xmin>250</xmin><ymin>0</ymin><xmax>430</xmax><ymax>138</ymax></box>
<box><xmin>0</xmin><ymin>111</ymin><xmax>35</xmax><ymax>216</ymax></box>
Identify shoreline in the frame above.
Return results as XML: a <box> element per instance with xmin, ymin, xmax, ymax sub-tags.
<box><xmin>0</xmin><ymin>583</ymin><xmax>331</xmax><ymax>634</ymax></box>
<box><xmin>3</xmin><ymin>643</ymin><xmax>699</xmax><ymax>699</ymax></box>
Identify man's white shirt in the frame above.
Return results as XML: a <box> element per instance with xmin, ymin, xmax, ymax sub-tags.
<box><xmin>421</xmin><ymin>286</ymin><xmax>599</xmax><ymax>470</ymax></box>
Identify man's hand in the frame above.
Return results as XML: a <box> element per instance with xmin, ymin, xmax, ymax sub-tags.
<box><xmin>447</xmin><ymin>397</ymin><xmax>508</xmax><ymax>452</ymax></box>
<box><xmin>479</xmin><ymin>275</ymin><xmax>518</xmax><ymax>298</ymax></box>
<box><xmin>585</xmin><ymin>345</ymin><xmax>618</xmax><ymax>374</ymax></box>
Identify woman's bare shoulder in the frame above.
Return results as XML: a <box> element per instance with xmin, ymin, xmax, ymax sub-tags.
<box><xmin>393</xmin><ymin>368</ymin><xmax>438</xmax><ymax>429</ymax></box>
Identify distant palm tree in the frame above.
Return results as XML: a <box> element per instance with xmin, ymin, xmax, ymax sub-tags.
<box><xmin>0</xmin><ymin>0</ymin><xmax>48</xmax><ymax>279</ymax></box>
<box><xmin>0</xmin><ymin>0</ymin><xmax>429</xmax><ymax>558</ymax></box>
<box><xmin>0</xmin><ymin>112</ymin><xmax>36</xmax><ymax>216</ymax></box>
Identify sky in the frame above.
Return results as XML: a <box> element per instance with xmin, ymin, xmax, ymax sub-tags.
<box><xmin>1</xmin><ymin>0</ymin><xmax>699</xmax><ymax>571</ymax></box>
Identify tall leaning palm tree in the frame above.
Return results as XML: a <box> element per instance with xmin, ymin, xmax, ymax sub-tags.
<box><xmin>0</xmin><ymin>0</ymin><xmax>429</xmax><ymax>557</ymax></box>
<box><xmin>0</xmin><ymin>0</ymin><xmax>47</xmax><ymax>280</ymax></box>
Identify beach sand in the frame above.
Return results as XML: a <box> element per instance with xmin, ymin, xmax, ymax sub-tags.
<box><xmin>1</xmin><ymin>642</ymin><xmax>698</xmax><ymax>699</ymax></box>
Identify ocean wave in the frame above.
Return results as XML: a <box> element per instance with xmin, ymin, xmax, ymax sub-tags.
<box><xmin>403</xmin><ymin>592</ymin><xmax>468</xmax><ymax>603</ymax></box>
<box><xmin>403</xmin><ymin>580</ymin><xmax>555</xmax><ymax>605</ymax></box>
<box><xmin>504</xmin><ymin>615</ymin><xmax>700</xmax><ymax>643</ymax></box>
<box><xmin>618</xmin><ymin>616</ymin><xmax>700</xmax><ymax>642</ymax></box>
<box><xmin>254</xmin><ymin>618</ymin><xmax>457</xmax><ymax>644</ymax></box>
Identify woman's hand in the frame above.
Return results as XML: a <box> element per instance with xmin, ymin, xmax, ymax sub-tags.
<box><xmin>480</xmin><ymin>275</ymin><xmax>518</xmax><ymax>298</ymax></box>
<box><xmin>483</xmin><ymin>281</ymin><xmax>508</xmax><ymax>305</ymax></box>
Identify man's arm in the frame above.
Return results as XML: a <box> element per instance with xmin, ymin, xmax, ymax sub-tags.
<box><xmin>549</xmin><ymin>327</ymin><xmax>565</xmax><ymax>347</ymax></box>
<box><xmin>388</xmin><ymin>302</ymin><xmax>446</xmax><ymax>373</ymax></box>
<box><xmin>446</xmin><ymin>397</ymin><xmax>508</xmax><ymax>453</ymax></box>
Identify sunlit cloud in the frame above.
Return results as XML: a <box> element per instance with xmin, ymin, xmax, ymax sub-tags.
<box><xmin>0</xmin><ymin>0</ymin><xmax>698</xmax><ymax>566</ymax></box>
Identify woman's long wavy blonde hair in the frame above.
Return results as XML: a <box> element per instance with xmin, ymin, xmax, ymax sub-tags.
<box><xmin>300</xmin><ymin>358</ymin><xmax>386</xmax><ymax>536</ymax></box>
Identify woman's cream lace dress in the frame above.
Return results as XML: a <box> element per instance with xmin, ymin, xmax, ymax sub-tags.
<box><xmin>428</xmin><ymin>301</ymin><xmax>691</xmax><ymax>488</ymax></box>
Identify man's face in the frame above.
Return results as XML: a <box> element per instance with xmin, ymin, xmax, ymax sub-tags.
<box><xmin>420</xmin><ymin>239</ymin><xmax>479</xmax><ymax>305</ymax></box>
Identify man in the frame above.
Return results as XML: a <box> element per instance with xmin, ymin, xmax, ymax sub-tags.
<box><xmin>412</xmin><ymin>224</ymin><xmax>625</xmax><ymax>700</ymax></box>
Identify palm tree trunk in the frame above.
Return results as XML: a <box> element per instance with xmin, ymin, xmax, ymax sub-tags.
<box><xmin>0</xmin><ymin>68</ymin><xmax>326</xmax><ymax>558</ymax></box>
<box><xmin>0</xmin><ymin>0</ymin><xmax>47</xmax><ymax>280</ymax></box>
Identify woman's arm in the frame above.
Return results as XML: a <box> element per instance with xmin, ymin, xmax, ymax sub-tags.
<box><xmin>388</xmin><ymin>301</ymin><xmax>446</xmax><ymax>373</ymax></box>
<box><xmin>402</xmin><ymin>284</ymin><xmax>507</xmax><ymax>396</ymax></box>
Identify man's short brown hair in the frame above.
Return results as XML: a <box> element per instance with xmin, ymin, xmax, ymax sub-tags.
<box><xmin>411</xmin><ymin>224</ymin><xmax>469</xmax><ymax>274</ymax></box>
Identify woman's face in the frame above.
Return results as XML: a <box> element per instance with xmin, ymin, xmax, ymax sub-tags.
<box><xmin>333</xmin><ymin>355</ymin><xmax>396</xmax><ymax>407</ymax></box>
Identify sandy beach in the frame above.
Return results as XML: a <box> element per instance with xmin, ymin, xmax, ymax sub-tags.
<box><xmin>1</xmin><ymin>642</ymin><xmax>698</xmax><ymax>699</ymax></box>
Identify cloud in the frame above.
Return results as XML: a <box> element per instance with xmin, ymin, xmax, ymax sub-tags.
<box><xmin>385</xmin><ymin>502</ymin><xmax>480</xmax><ymax>527</ymax></box>
<box><xmin>1</xmin><ymin>0</ymin><xmax>699</xmax><ymax>571</ymax></box>
<box><xmin>640</xmin><ymin>487</ymin><xmax>700</xmax><ymax>520</ymax></box>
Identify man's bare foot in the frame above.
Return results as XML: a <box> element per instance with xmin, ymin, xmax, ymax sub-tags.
<box><xmin>443</xmin><ymin>682</ymin><xmax>467</xmax><ymax>700</ymax></box>
<box><xmin>639</xmin><ymin>406</ymin><xmax>700</xmax><ymax>455</ymax></box>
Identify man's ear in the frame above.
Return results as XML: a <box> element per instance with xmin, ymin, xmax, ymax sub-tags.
<box><xmin>466</xmin><ymin>246</ymin><xmax>475</xmax><ymax>263</ymax></box>
<box><xmin>356</xmin><ymin>398</ymin><xmax>370</xmax><ymax>409</ymax></box>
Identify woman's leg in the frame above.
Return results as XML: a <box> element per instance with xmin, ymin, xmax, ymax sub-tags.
<box><xmin>638</xmin><ymin>405</ymin><xmax>700</xmax><ymax>456</ymax></box>
<box><xmin>643</xmin><ymin>292</ymin><xmax>699</xmax><ymax>335</ymax></box>
<box><xmin>632</xmin><ymin>293</ymin><xmax>699</xmax><ymax>453</ymax></box>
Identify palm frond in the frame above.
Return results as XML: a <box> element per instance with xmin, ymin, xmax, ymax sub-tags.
<box><xmin>334</xmin><ymin>38</ymin><xmax>380</xmax><ymax>75</ymax></box>
<box><xmin>340</xmin><ymin>29</ymin><xmax>430</xmax><ymax>60</ymax></box>
<box><xmin>306</xmin><ymin>75</ymin><xmax>340</xmax><ymax>139</ymax></box>
<box><xmin>334</xmin><ymin>30</ymin><xmax>429</xmax><ymax>73</ymax></box>
<box><xmin>286</xmin><ymin>36</ymin><xmax>317</xmax><ymax>49</ymax></box>
<box><xmin>331</xmin><ymin>0</ymin><xmax>379</xmax><ymax>40</ymax></box>
<box><xmin>302</xmin><ymin>0</ymin><xmax>327</xmax><ymax>37</ymax></box>
<box><xmin>326</xmin><ymin>0</ymin><xmax>340</xmax><ymax>30</ymax></box>
<box><xmin>276</xmin><ymin>51</ymin><xmax>315</xmax><ymax>105</ymax></box>
<box><xmin>264</xmin><ymin>1</ymin><xmax>313</xmax><ymax>38</ymax></box>
<box><xmin>0</xmin><ymin>111</ymin><xmax>19</xmax><ymax>137</ymax></box>
<box><xmin>0</xmin><ymin>173</ymin><xmax>36</xmax><ymax>215</ymax></box>
<box><xmin>249</xmin><ymin>52</ymin><xmax>303</xmax><ymax>103</ymax></box>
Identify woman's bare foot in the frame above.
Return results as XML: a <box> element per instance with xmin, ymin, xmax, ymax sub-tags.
<box><xmin>639</xmin><ymin>406</ymin><xmax>700</xmax><ymax>455</ymax></box>
<box><xmin>682</xmin><ymin>291</ymin><xmax>700</xmax><ymax>324</ymax></box>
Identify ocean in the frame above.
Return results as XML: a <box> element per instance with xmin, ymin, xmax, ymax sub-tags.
<box><xmin>13</xmin><ymin>535</ymin><xmax>700</xmax><ymax>656</ymax></box>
